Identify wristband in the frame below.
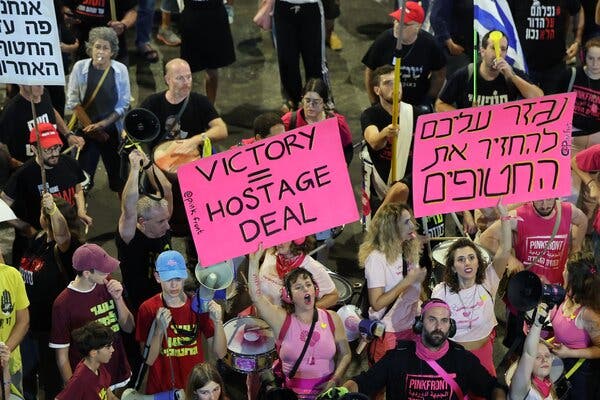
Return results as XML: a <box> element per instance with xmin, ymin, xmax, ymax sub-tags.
<box><xmin>143</xmin><ymin>162</ymin><xmax>153</xmax><ymax>170</ymax></box>
<box><xmin>586</xmin><ymin>179</ymin><xmax>596</xmax><ymax>186</ymax></box>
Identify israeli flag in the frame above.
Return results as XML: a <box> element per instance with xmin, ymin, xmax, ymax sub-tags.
<box><xmin>474</xmin><ymin>0</ymin><xmax>528</xmax><ymax>73</ymax></box>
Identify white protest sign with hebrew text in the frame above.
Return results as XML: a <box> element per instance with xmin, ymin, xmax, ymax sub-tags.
<box><xmin>0</xmin><ymin>0</ymin><xmax>65</xmax><ymax>85</ymax></box>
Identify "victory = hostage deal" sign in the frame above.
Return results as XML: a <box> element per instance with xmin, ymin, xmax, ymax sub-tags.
<box><xmin>412</xmin><ymin>93</ymin><xmax>576</xmax><ymax>218</ymax></box>
<box><xmin>178</xmin><ymin>118</ymin><xmax>359</xmax><ymax>265</ymax></box>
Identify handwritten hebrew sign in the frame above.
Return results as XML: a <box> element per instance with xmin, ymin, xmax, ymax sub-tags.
<box><xmin>0</xmin><ymin>0</ymin><xmax>64</xmax><ymax>85</ymax></box>
<box><xmin>413</xmin><ymin>93</ymin><xmax>576</xmax><ymax>217</ymax></box>
<box><xmin>178</xmin><ymin>118</ymin><xmax>359</xmax><ymax>265</ymax></box>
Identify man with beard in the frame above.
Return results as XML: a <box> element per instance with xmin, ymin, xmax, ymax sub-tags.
<box><xmin>480</xmin><ymin>198</ymin><xmax>587</xmax><ymax>347</ymax></box>
<box><xmin>1</xmin><ymin>124</ymin><xmax>91</xmax><ymax>265</ymax></box>
<box><xmin>342</xmin><ymin>299</ymin><xmax>507</xmax><ymax>399</ymax></box>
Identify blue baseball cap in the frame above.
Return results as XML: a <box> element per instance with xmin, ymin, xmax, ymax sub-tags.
<box><xmin>155</xmin><ymin>250</ymin><xmax>188</xmax><ymax>281</ymax></box>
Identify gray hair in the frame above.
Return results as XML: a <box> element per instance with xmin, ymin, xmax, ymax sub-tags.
<box><xmin>137</xmin><ymin>196</ymin><xmax>168</xmax><ymax>220</ymax></box>
<box><xmin>85</xmin><ymin>27</ymin><xmax>119</xmax><ymax>58</ymax></box>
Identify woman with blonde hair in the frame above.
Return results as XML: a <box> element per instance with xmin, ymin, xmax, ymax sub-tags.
<box><xmin>358</xmin><ymin>203</ymin><xmax>426</xmax><ymax>364</ymax></box>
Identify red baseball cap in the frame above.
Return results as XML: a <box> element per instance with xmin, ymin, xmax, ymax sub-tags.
<box><xmin>73</xmin><ymin>243</ymin><xmax>119</xmax><ymax>274</ymax></box>
<box><xmin>389</xmin><ymin>2</ymin><xmax>425</xmax><ymax>24</ymax></box>
<box><xmin>29</xmin><ymin>123</ymin><xmax>63</xmax><ymax>149</ymax></box>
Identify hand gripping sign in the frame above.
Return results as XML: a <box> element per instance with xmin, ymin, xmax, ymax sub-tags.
<box><xmin>177</xmin><ymin>118</ymin><xmax>359</xmax><ymax>265</ymax></box>
<box><xmin>412</xmin><ymin>93</ymin><xmax>576</xmax><ymax>218</ymax></box>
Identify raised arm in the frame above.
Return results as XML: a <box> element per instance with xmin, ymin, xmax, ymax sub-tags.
<box><xmin>569</xmin><ymin>203</ymin><xmax>587</xmax><ymax>254</ymax></box>
<box><xmin>248</xmin><ymin>246</ymin><xmax>286</xmax><ymax>336</ymax></box>
<box><xmin>41</xmin><ymin>193</ymin><xmax>71</xmax><ymax>252</ymax></box>
<box><xmin>491</xmin><ymin>201</ymin><xmax>512</xmax><ymax>278</ymax></box>
<box><xmin>118</xmin><ymin>150</ymin><xmax>146</xmax><ymax>244</ymax></box>
<box><xmin>510</xmin><ymin>304</ymin><xmax>547</xmax><ymax>400</ymax></box>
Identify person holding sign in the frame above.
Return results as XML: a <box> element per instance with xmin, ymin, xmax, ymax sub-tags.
<box><xmin>66</xmin><ymin>27</ymin><xmax>131</xmax><ymax>194</ymax></box>
<box><xmin>282</xmin><ymin>78</ymin><xmax>353</xmax><ymax>165</ymax></box>
<box><xmin>249</xmin><ymin>247</ymin><xmax>351</xmax><ymax>399</ymax></box>
<box><xmin>435</xmin><ymin>30</ymin><xmax>542</xmax><ymax>111</ymax></box>
<box><xmin>431</xmin><ymin>202</ymin><xmax>512</xmax><ymax>378</ymax></box>
<box><xmin>358</xmin><ymin>203</ymin><xmax>426</xmax><ymax>364</ymax></box>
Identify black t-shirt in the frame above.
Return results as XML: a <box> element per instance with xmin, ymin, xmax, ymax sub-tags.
<box><xmin>84</xmin><ymin>66</ymin><xmax>118</xmax><ymax>123</ymax></box>
<box><xmin>360</xmin><ymin>103</ymin><xmax>426</xmax><ymax>182</ymax></box>
<box><xmin>140</xmin><ymin>91</ymin><xmax>220</xmax><ymax>150</ymax></box>
<box><xmin>116</xmin><ymin>228</ymin><xmax>171</xmax><ymax>313</ymax></box>
<box><xmin>0</xmin><ymin>90</ymin><xmax>58</xmax><ymax>162</ymax></box>
<box><xmin>362</xmin><ymin>29</ymin><xmax>446</xmax><ymax>105</ymax></box>
<box><xmin>3</xmin><ymin>156</ymin><xmax>86</xmax><ymax>228</ymax></box>
<box><xmin>65</xmin><ymin>0</ymin><xmax>137</xmax><ymax>28</ymax></box>
<box><xmin>19</xmin><ymin>234</ymin><xmax>81</xmax><ymax>333</ymax></box>
<box><xmin>438</xmin><ymin>64</ymin><xmax>531</xmax><ymax>109</ymax></box>
<box><xmin>509</xmin><ymin>0</ymin><xmax>581</xmax><ymax>71</ymax></box>
<box><xmin>571</xmin><ymin>67</ymin><xmax>600</xmax><ymax>136</ymax></box>
<box><xmin>353</xmin><ymin>340</ymin><xmax>499</xmax><ymax>399</ymax></box>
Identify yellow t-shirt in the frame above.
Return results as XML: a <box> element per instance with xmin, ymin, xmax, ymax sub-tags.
<box><xmin>0</xmin><ymin>263</ymin><xmax>30</xmax><ymax>374</ymax></box>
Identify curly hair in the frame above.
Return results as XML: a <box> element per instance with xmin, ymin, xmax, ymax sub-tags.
<box><xmin>358</xmin><ymin>203</ymin><xmax>421</xmax><ymax>268</ymax></box>
<box><xmin>442</xmin><ymin>238</ymin><xmax>488</xmax><ymax>293</ymax></box>
<box><xmin>281</xmin><ymin>267</ymin><xmax>318</xmax><ymax>314</ymax></box>
<box><xmin>85</xmin><ymin>26</ymin><xmax>119</xmax><ymax>58</ymax></box>
<box><xmin>184</xmin><ymin>362</ymin><xmax>225</xmax><ymax>400</ymax></box>
<box><xmin>566</xmin><ymin>255</ymin><xmax>600</xmax><ymax>313</ymax></box>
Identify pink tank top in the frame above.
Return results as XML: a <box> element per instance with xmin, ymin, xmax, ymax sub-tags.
<box><xmin>279</xmin><ymin>309</ymin><xmax>336</xmax><ymax>399</ymax></box>
<box><xmin>551</xmin><ymin>303</ymin><xmax>591</xmax><ymax>349</ymax></box>
<box><xmin>515</xmin><ymin>202</ymin><xmax>572</xmax><ymax>285</ymax></box>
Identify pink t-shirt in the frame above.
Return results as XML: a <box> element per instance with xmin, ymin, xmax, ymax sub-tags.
<box><xmin>432</xmin><ymin>266</ymin><xmax>500</xmax><ymax>342</ymax></box>
<box><xmin>550</xmin><ymin>304</ymin><xmax>591</xmax><ymax>349</ymax></box>
<box><xmin>514</xmin><ymin>202</ymin><xmax>572</xmax><ymax>285</ymax></box>
<box><xmin>364</xmin><ymin>250</ymin><xmax>420</xmax><ymax>333</ymax></box>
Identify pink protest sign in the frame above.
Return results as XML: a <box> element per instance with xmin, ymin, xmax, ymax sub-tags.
<box><xmin>412</xmin><ymin>93</ymin><xmax>576</xmax><ymax>218</ymax></box>
<box><xmin>177</xmin><ymin>118</ymin><xmax>359</xmax><ymax>265</ymax></box>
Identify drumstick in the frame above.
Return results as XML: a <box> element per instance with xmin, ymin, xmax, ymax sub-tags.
<box><xmin>61</xmin><ymin>145</ymin><xmax>75</xmax><ymax>154</ymax></box>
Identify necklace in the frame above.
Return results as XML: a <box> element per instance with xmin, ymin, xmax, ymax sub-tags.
<box><xmin>456</xmin><ymin>285</ymin><xmax>479</xmax><ymax>329</ymax></box>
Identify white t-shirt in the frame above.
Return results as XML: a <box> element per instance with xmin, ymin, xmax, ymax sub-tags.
<box><xmin>364</xmin><ymin>250</ymin><xmax>421</xmax><ymax>333</ymax></box>
<box><xmin>259</xmin><ymin>252</ymin><xmax>336</xmax><ymax>306</ymax></box>
<box><xmin>432</xmin><ymin>265</ymin><xmax>500</xmax><ymax>342</ymax></box>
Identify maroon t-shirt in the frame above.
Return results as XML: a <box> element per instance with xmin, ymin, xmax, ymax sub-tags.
<box><xmin>50</xmin><ymin>283</ymin><xmax>131</xmax><ymax>386</ymax></box>
<box><xmin>56</xmin><ymin>361</ymin><xmax>111</xmax><ymax>400</ymax></box>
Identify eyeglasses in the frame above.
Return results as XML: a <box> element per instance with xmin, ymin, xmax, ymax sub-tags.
<box><xmin>302</xmin><ymin>97</ymin><xmax>323</xmax><ymax>107</ymax></box>
<box><xmin>42</xmin><ymin>145</ymin><xmax>62</xmax><ymax>155</ymax></box>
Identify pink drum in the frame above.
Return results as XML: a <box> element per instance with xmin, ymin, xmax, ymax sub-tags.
<box><xmin>223</xmin><ymin>316</ymin><xmax>276</xmax><ymax>374</ymax></box>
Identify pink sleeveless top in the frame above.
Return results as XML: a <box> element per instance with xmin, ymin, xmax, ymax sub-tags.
<box><xmin>279</xmin><ymin>309</ymin><xmax>336</xmax><ymax>399</ymax></box>
<box><xmin>551</xmin><ymin>303</ymin><xmax>591</xmax><ymax>349</ymax></box>
<box><xmin>515</xmin><ymin>202</ymin><xmax>572</xmax><ymax>285</ymax></box>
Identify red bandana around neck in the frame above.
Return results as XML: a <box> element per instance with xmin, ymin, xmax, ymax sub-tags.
<box><xmin>532</xmin><ymin>376</ymin><xmax>552</xmax><ymax>398</ymax></box>
<box><xmin>415</xmin><ymin>338</ymin><xmax>449</xmax><ymax>361</ymax></box>
<box><xmin>276</xmin><ymin>253</ymin><xmax>306</xmax><ymax>278</ymax></box>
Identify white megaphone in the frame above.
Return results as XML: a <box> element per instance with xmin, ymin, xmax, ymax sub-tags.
<box><xmin>121</xmin><ymin>388</ymin><xmax>185</xmax><ymax>400</ymax></box>
<box><xmin>336</xmin><ymin>305</ymin><xmax>385</xmax><ymax>342</ymax></box>
<box><xmin>193</xmin><ymin>259</ymin><xmax>234</xmax><ymax>313</ymax></box>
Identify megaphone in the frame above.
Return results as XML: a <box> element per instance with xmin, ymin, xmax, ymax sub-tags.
<box><xmin>336</xmin><ymin>305</ymin><xmax>384</xmax><ymax>342</ymax></box>
<box><xmin>193</xmin><ymin>259</ymin><xmax>234</xmax><ymax>313</ymax></box>
<box><xmin>507</xmin><ymin>270</ymin><xmax>566</xmax><ymax>312</ymax></box>
<box><xmin>121</xmin><ymin>389</ymin><xmax>184</xmax><ymax>400</ymax></box>
<box><xmin>123</xmin><ymin>108</ymin><xmax>161</xmax><ymax>143</ymax></box>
